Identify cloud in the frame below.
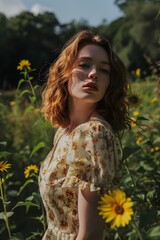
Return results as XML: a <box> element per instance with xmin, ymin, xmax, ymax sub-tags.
<box><xmin>0</xmin><ymin>0</ymin><xmax>26</xmax><ymax>17</ymax></box>
<box><xmin>0</xmin><ymin>1</ymin><xmax>53</xmax><ymax>18</ymax></box>
<box><xmin>30</xmin><ymin>4</ymin><xmax>53</xmax><ymax>15</ymax></box>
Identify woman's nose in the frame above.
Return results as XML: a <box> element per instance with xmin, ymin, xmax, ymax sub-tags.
<box><xmin>88</xmin><ymin>67</ymin><xmax>98</xmax><ymax>80</ymax></box>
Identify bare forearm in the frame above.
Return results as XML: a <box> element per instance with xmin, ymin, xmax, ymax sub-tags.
<box><xmin>76</xmin><ymin>231</ymin><xmax>104</xmax><ymax>240</ymax></box>
<box><xmin>76</xmin><ymin>220</ymin><xmax>105</xmax><ymax>239</ymax></box>
<box><xmin>77</xmin><ymin>189</ymin><xmax>105</xmax><ymax>240</ymax></box>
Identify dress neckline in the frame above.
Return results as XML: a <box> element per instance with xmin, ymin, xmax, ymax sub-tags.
<box><xmin>61</xmin><ymin>115</ymin><xmax>112</xmax><ymax>137</ymax></box>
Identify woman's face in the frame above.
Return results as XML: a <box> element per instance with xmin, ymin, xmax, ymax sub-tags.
<box><xmin>68</xmin><ymin>44</ymin><xmax>110</xmax><ymax>104</ymax></box>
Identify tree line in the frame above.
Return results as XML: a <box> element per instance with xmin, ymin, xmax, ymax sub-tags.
<box><xmin>0</xmin><ymin>0</ymin><xmax>159</xmax><ymax>89</ymax></box>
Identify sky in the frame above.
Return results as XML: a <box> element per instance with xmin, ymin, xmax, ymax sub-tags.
<box><xmin>0</xmin><ymin>0</ymin><xmax>123</xmax><ymax>26</ymax></box>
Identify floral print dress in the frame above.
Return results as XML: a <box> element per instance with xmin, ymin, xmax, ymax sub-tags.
<box><xmin>39</xmin><ymin>117</ymin><xmax>122</xmax><ymax>240</ymax></box>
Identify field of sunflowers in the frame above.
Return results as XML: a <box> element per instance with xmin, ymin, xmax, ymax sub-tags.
<box><xmin>0</xmin><ymin>61</ymin><xmax>160</xmax><ymax>239</ymax></box>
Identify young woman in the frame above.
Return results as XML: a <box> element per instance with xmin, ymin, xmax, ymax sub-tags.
<box><xmin>39</xmin><ymin>30</ymin><xmax>130</xmax><ymax>240</ymax></box>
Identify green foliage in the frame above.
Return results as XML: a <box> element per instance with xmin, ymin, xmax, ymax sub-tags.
<box><xmin>0</xmin><ymin>63</ymin><xmax>53</xmax><ymax>239</ymax></box>
<box><xmin>0</xmin><ymin>61</ymin><xmax>160</xmax><ymax>238</ymax></box>
<box><xmin>119</xmin><ymin>80</ymin><xmax>160</xmax><ymax>239</ymax></box>
<box><xmin>0</xmin><ymin>2</ymin><xmax>160</xmax><ymax>89</ymax></box>
<box><xmin>111</xmin><ymin>0</ymin><xmax>160</xmax><ymax>72</ymax></box>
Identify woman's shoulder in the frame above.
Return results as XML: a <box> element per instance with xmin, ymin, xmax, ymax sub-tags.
<box><xmin>90</xmin><ymin>116</ymin><xmax>113</xmax><ymax>131</ymax></box>
<box><xmin>53</xmin><ymin>127</ymin><xmax>65</xmax><ymax>144</ymax></box>
<box><xmin>73</xmin><ymin>116</ymin><xmax>114</xmax><ymax>138</ymax></box>
<box><xmin>86</xmin><ymin>116</ymin><xmax>113</xmax><ymax>133</ymax></box>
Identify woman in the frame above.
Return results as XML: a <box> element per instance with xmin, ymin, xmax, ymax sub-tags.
<box><xmin>39</xmin><ymin>30</ymin><xmax>130</xmax><ymax>240</ymax></box>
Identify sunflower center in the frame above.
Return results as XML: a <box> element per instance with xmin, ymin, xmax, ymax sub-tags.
<box><xmin>115</xmin><ymin>205</ymin><xmax>124</xmax><ymax>215</ymax></box>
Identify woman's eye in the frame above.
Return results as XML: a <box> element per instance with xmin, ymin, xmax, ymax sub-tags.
<box><xmin>100</xmin><ymin>68</ymin><xmax>110</xmax><ymax>74</ymax></box>
<box><xmin>78</xmin><ymin>63</ymin><xmax>89</xmax><ymax>68</ymax></box>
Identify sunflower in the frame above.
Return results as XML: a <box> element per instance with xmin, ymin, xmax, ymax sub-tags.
<box><xmin>130</xmin><ymin>117</ymin><xmax>137</xmax><ymax>127</ymax></box>
<box><xmin>135</xmin><ymin>68</ymin><xmax>141</xmax><ymax>77</ymax></box>
<box><xmin>127</xmin><ymin>93</ymin><xmax>141</xmax><ymax>108</ymax></box>
<box><xmin>24</xmin><ymin>164</ymin><xmax>39</xmax><ymax>178</ymax></box>
<box><xmin>0</xmin><ymin>161</ymin><xmax>11</xmax><ymax>172</ymax></box>
<box><xmin>150</xmin><ymin>97</ymin><xmax>158</xmax><ymax>103</ymax></box>
<box><xmin>132</xmin><ymin>111</ymin><xmax>140</xmax><ymax>117</ymax></box>
<box><xmin>9</xmin><ymin>101</ymin><xmax>16</xmax><ymax>106</ymax></box>
<box><xmin>136</xmin><ymin>136</ymin><xmax>143</xmax><ymax>145</ymax></box>
<box><xmin>17</xmin><ymin>59</ymin><xmax>31</xmax><ymax>71</ymax></box>
<box><xmin>98</xmin><ymin>189</ymin><xmax>134</xmax><ymax>228</ymax></box>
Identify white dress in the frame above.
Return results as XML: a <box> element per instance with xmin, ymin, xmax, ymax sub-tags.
<box><xmin>39</xmin><ymin>117</ymin><xmax>122</xmax><ymax>240</ymax></box>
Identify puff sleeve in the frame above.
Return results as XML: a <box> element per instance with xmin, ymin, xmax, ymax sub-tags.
<box><xmin>62</xmin><ymin>120</ymin><xmax>122</xmax><ymax>192</ymax></box>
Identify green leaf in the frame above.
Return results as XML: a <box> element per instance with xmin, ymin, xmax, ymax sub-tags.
<box><xmin>12</xmin><ymin>201</ymin><xmax>39</xmax><ymax>213</ymax></box>
<box><xmin>7</xmin><ymin>211</ymin><xmax>14</xmax><ymax>217</ymax></box>
<box><xmin>147</xmin><ymin>225</ymin><xmax>160</xmax><ymax>238</ymax></box>
<box><xmin>32</xmin><ymin>192</ymin><xmax>41</xmax><ymax>205</ymax></box>
<box><xmin>26</xmin><ymin>231</ymin><xmax>42</xmax><ymax>240</ymax></box>
<box><xmin>19</xmin><ymin>89</ymin><xmax>31</xmax><ymax>97</ymax></box>
<box><xmin>137</xmin><ymin>116</ymin><xmax>149</xmax><ymax>121</ymax></box>
<box><xmin>0</xmin><ymin>211</ymin><xmax>14</xmax><ymax>219</ymax></box>
<box><xmin>0</xmin><ymin>103</ymin><xmax>5</xmax><ymax>108</ymax></box>
<box><xmin>10</xmin><ymin>232</ymin><xmax>25</xmax><ymax>240</ymax></box>
<box><xmin>122</xmin><ymin>146</ymin><xmax>141</xmax><ymax>161</ymax></box>
<box><xmin>29</xmin><ymin>96</ymin><xmax>36</xmax><ymax>103</ymax></box>
<box><xmin>12</xmin><ymin>201</ymin><xmax>25</xmax><ymax>209</ymax></box>
<box><xmin>153</xmin><ymin>137</ymin><xmax>160</xmax><ymax>144</ymax></box>
<box><xmin>23</xmin><ymin>105</ymin><xmax>34</xmax><ymax>115</ymax></box>
<box><xmin>30</xmin><ymin>141</ymin><xmax>45</xmax><ymax>157</ymax></box>
<box><xmin>7</xmin><ymin>190</ymin><xmax>19</xmax><ymax>197</ymax></box>
<box><xmin>26</xmin><ymin>195</ymin><xmax>34</xmax><ymax>201</ymax></box>
<box><xmin>155</xmin><ymin>10</ymin><xmax>160</xmax><ymax>19</ymax></box>
<box><xmin>17</xmin><ymin>79</ymin><xmax>25</xmax><ymax>89</ymax></box>
<box><xmin>34</xmin><ymin>84</ymin><xmax>40</xmax><ymax>90</ymax></box>
<box><xmin>18</xmin><ymin>179</ymin><xmax>34</xmax><ymax>195</ymax></box>
<box><xmin>0</xmin><ymin>151</ymin><xmax>12</xmax><ymax>158</ymax></box>
<box><xmin>3</xmin><ymin>201</ymin><xmax>11</xmax><ymax>205</ymax></box>
<box><xmin>28</xmin><ymin>77</ymin><xmax>33</xmax><ymax>81</ymax></box>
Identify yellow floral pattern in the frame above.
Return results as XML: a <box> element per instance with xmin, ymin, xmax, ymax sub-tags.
<box><xmin>39</xmin><ymin>117</ymin><xmax>122</xmax><ymax>240</ymax></box>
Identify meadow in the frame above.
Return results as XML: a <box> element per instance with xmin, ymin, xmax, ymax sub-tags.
<box><xmin>0</xmin><ymin>62</ymin><xmax>160</xmax><ymax>240</ymax></box>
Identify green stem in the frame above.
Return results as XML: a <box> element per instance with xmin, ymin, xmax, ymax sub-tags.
<box><xmin>131</xmin><ymin>221</ymin><xmax>143</xmax><ymax>240</ymax></box>
<box><xmin>0</xmin><ymin>177</ymin><xmax>11</xmax><ymax>239</ymax></box>
<box><xmin>124</xmin><ymin>160</ymin><xmax>136</xmax><ymax>189</ymax></box>
<box><xmin>116</xmin><ymin>228</ymin><xmax>123</xmax><ymax>240</ymax></box>
<box><xmin>26</xmin><ymin>73</ymin><xmax>36</xmax><ymax>96</ymax></box>
<box><xmin>25</xmin><ymin>70</ymin><xmax>39</xmax><ymax>108</ymax></box>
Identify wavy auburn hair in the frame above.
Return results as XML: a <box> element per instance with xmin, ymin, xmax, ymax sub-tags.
<box><xmin>41</xmin><ymin>30</ymin><xmax>130</xmax><ymax>133</ymax></box>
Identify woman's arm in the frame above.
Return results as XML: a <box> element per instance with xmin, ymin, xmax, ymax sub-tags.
<box><xmin>76</xmin><ymin>188</ymin><xmax>106</xmax><ymax>240</ymax></box>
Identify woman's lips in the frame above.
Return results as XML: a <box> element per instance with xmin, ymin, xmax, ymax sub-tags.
<box><xmin>83</xmin><ymin>82</ymin><xmax>98</xmax><ymax>91</ymax></box>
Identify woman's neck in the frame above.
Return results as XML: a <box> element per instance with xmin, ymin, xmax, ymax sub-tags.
<box><xmin>68</xmin><ymin>101</ymin><xmax>96</xmax><ymax>132</ymax></box>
